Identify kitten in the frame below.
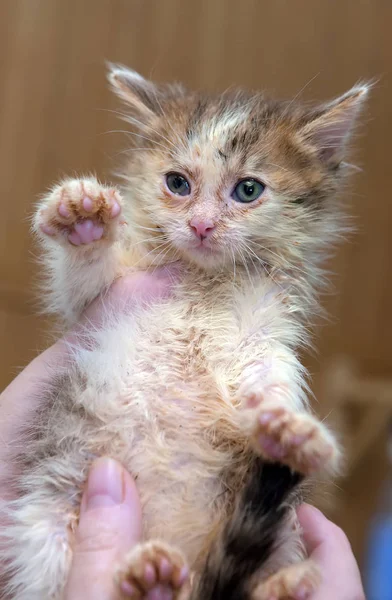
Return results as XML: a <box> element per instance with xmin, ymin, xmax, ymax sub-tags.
<box><xmin>0</xmin><ymin>66</ymin><xmax>367</xmax><ymax>600</ymax></box>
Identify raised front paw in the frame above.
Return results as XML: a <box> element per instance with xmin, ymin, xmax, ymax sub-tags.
<box><xmin>115</xmin><ymin>540</ymin><xmax>189</xmax><ymax>599</ymax></box>
<box><xmin>242</xmin><ymin>401</ymin><xmax>340</xmax><ymax>476</ymax></box>
<box><xmin>34</xmin><ymin>177</ymin><xmax>123</xmax><ymax>247</ymax></box>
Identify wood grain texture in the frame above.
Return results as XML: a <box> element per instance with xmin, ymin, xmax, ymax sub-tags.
<box><xmin>1</xmin><ymin>0</ymin><xmax>391</xmax><ymax>565</ymax></box>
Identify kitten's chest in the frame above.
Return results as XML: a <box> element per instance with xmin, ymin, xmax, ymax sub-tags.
<box><xmin>125</xmin><ymin>271</ymin><xmax>280</xmax><ymax>411</ymax></box>
<box><xmin>136</xmin><ymin>280</ymin><xmax>237</xmax><ymax>373</ymax></box>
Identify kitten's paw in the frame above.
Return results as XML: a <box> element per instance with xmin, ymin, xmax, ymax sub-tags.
<box><xmin>253</xmin><ymin>560</ymin><xmax>321</xmax><ymax>600</ymax></box>
<box><xmin>115</xmin><ymin>540</ymin><xmax>189</xmax><ymax>599</ymax></box>
<box><xmin>35</xmin><ymin>177</ymin><xmax>123</xmax><ymax>247</ymax></box>
<box><xmin>244</xmin><ymin>401</ymin><xmax>340</xmax><ymax>475</ymax></box>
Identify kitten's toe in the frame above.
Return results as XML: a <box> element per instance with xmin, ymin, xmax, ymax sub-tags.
<box><xmin>115</xmin><ymin>540</ymin><xmax>188</xmax><ymax>599</ymax></box>
<box><xmin>244</xmin><ymin>402</ymin><xmax>340</xmax><ymax>475</ymax></box>
<box><xmin>253</xmin><ymin>560</ymin><xmax>321</xmax><ymax>600</ymax></box>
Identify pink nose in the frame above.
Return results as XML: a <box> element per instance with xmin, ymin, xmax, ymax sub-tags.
<box><xmin>189</xmin><ymin>218</ymin><xmax>216</xmax><ymax>239</ymax></box>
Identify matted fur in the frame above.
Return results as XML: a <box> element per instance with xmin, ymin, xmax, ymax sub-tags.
<box><xmin>0</xmin><ymin>67</ymin><xmax>368</xmax><ymax>599</ymax></box>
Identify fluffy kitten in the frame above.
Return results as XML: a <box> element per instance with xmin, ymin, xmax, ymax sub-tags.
<box><xmin>0</xmin><ymin>66</ymin><xmax>367</xmax><ymax>600</ymax></box>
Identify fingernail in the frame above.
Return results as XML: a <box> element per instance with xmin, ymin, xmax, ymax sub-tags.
<box><xmin>84</xmin><ymin>457</ymin><xmax>124</xmax><ymax>511</ymax></box>
<box><xmin>303</xmin><ymin>504</ymin><xmax>324</xmax><ymax>517</ymax></box>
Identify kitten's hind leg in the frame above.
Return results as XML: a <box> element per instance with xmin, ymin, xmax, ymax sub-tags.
<box><xmin>0</xmin><ymin>497</ymin><xmax>76</xmax><ymax>600</ymax></box>
<box><xmin>241</xmin><ymin>398</ymin><xmax>340</xmax><ymax>477</ymax></box>
<box><xmin>252</xmin><ymin>560</ymin><xmax>321</xmax><ymax>600</ymax></box>
<box><xmin>115</xmin><ymin>540</ymin><xmax>189</xmax><ymax>599</ymax></box>
<box><xmin>33</xmin><ymin>177</ymin><xmax>125</xmax><ymax>323</ymax></box>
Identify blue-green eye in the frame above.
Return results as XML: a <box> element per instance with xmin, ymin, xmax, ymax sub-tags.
<box><xmin>232</xmin><ymin>178</ymin><xmax>265</xmax><ymax>203</ymax></box>
<box><xmin>166</xmin><ymin>173</ymin><xmax>191</xmax><ymax>196</ymax></box>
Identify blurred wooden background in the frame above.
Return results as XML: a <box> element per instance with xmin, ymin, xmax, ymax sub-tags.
<box><xmin>1</xmin><ymin>0</ymin><xmax>391</xmax><ymax>569</ymax></box>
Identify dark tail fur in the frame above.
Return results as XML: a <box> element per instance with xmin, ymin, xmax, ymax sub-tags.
<box><xmin>191</xmin><ymin>458</ymin><xmax>304</xmax><ymax>600</ymax></box>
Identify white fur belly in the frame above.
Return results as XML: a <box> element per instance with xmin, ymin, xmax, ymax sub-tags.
<box><xmin>72</xmin><ymin>304</ymin><xmax>238</xmax><ymax>565</ymax></box>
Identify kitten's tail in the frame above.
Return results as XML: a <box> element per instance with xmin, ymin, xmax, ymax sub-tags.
<box><xmin>191</xmin><ymin>459</ymin><xmax>304</xmax><ymax>600</ymax></box>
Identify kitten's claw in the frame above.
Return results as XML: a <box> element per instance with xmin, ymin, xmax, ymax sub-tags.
<box><xmin>35</xmin><ymin>178</ymin><xmax>123</xmax><ymax>247</ymax></box>
<box><xmin>115</xmin><ymin>540</ymin><xmax>189</xmax><ymax>599</ymax></box>
<box><xmin>252</xmin><ymin>560</ymin><xmax>321</xmax><ymax>600</ymax></box>
<box><xmin>242</xmin><ymin>400</ymin><xmax>340</xmax><ymax>475</ymax></box>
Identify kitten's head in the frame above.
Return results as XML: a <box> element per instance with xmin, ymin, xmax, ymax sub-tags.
<box><xmin>109</xmin><ymin>65</ymin><xmax>368</xmax><ymax>273</ymax></box>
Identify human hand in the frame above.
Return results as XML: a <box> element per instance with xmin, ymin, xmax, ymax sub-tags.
<box><xmin>64</xmin><ymin>457</ymin><xmax>142</xmax><ymax>600</ymax></box>
<box><xmin>297</xmin><ymin>504</ymin><xmax>365</xmax><ymax>600</ymax></box>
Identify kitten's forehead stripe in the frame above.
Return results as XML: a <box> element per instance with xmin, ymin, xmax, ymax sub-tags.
<box><xmin>186</xmin><ymin>98</ymin><xmax>209</xmax><ymax>139</ymax></box>
<box><xmin>217</xmin><ymin>150</ymin><xmax>228</xmax><ymax>161</ymax></box>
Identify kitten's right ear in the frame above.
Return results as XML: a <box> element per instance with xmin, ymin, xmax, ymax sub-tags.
<box><xmin>300</xmin><ymin>84</ymin><xmax>370</xmax><ymax>165</ymax></box>
<box><xmin>107</xmin><ymin>63</ymin><xmax>159</xmax><ymax>119</ymax></box>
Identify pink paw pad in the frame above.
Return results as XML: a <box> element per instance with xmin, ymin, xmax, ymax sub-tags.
<box><xmin>120</xmin><ymin>581</ymin><xmax>137</xmax><ymax>597</ymax></box>
<box><xmin>58</xmin><ymin>203</ymin><xmax>71</xmax><ymax>218</ymax></box>
<box><xmin>111</xmin><ymin>200</ymin><xmax>121</xmax><ymax>217</ymax></box>
<box><xmin>176</xmin><ymin>566</ymin><xmax>189</xmax><ymax>587</ymax></box>
<box><xmin>258</xmin><ymin>435</ymin><xmax>287</xmax><ymax>459</ymax></box>
<box><xmin>148</xmin><ymin>587</ymin><xmax>173</xmax><ymax>600</ymax></box>
<box><xmin>82</xmin><ymin>196</ymin><xmax>94</xmax><ymax>211</ymax></box>
<box><xmin>159</xmin><ymin>558</ymin><xmax>173</xmax><ymax>581</ymax></box>
<box><xmin>144</xmin><ymin>563</ymin><xmax>157</xmax><ymax>586</ymax></box>
<box><xmin>40</xmin><ymin>223</ymin><xmax>56</xmax><ymax>236</ymax></box>
<box><xmin>68</xmin><ymin>220</ymin><xmax>104</xmax><ymax>246</ymax></box>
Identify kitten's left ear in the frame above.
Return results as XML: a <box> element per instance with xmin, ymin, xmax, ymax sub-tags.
<box><xmin>301</xmin><ymin>84</ymin><xmax>370</xmax><ymax>165</ymax></box>
<box><xmin>107</xmin><ymin>63</ymin><xmax>160</xmax><ymax>120</ymax></box>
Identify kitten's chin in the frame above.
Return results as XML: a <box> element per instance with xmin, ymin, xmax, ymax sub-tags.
<box><xmin>181</xmin><ymin>245</ymin><xmax>228</xmax><ymax>270</ymax></box>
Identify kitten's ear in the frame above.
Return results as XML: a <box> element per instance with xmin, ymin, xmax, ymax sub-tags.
<box><xmin>301</xmin><ymin>84</ymin><xmax>369</xmax><ymax>165</ymax></box>
<box><xmin>107</xmin><ymin>63</ymin><xmax>159</xmax><ymax>119</ymax></box>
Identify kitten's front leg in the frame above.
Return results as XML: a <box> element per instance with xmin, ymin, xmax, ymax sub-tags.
<box><xmin>237</xmin><ymin>347</ymin><xmax>340</xmax><ymax>476</ymax></box>
<box><xmin>33</xmin><ymin>177</ymin><xmax>125</xmax><ymax>324</ymax></box>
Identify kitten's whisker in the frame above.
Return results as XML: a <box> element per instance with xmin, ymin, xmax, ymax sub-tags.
<box><xmin>98</xmin><ymin>107</ymin><xmax>178</xmax><ymax>149</ymax></box>
<box><xmin>96</xmin><ymin>108</ymin><xmax>134</xmax><ymax>121</ymax></box>
<box><xmin>250</xmin><ymin>241</ymin><xmax>311</xmax><ymax>277</ymax></box>
<box><xmin>240</xmin><ymin>240</ymin><xmax>284</xmax><ymax>290</ymax></box>
<box><xmin>113</xmin><ymin>147</ymin><xmax>153</xmax><ymax>158</ymax></box>
<box><xmin>129</xmin><ymin>235</ymin><xmax>167</xmax><ymax>250</ymax></box>
<box><xmin>264</xmin><ymin>162</ymin><xmax>291</xmax><ymax>174</ymax></box>
<box><xmin>237</xmin><ymin>245</ymin><xmax>255</xmax><ymax>292</ymax></box>
<box><xmin>132</xmin><ymin>223</ymin><xmax>164</xmax><ymax>233</ymax></box>
<box><xmin>284</xmin><ymin>72</ymin><xmax>320</xmax><ymax>113</ymax></box>
<box><xmin>150</xmin><ymin>242</ymin><xmax>175</xmax><ymax>273</ymax></box>
<box><xmin>124</xmin><ymin>114</ymin><xmax>178</xmax><ymax>150</ymax></box>
<box><xmin>131</xmin><ymin>239</ymin><xmax>171</xmax><ymax>268</ymax></box>
<box><xmin>230</xmin><ymin>248</ymin><xmax>236</xmax><ymax>282</ymax></box>
<box><xmin>150</xmin><ymin>88</ymin><xmax>187</xmax><ymax>154</ymax></box>
<box><xmin>100</xmin><ymin>130</ymin><xmax>171</xmax><ymax>152</ymax></box>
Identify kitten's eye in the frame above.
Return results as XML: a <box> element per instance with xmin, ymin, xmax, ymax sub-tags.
<box><xmin>166</xmin><ymin>173</ymin><xmax>191</xmax><ymax>196</ymax></box>
<box><xmin>232</xmin><ymin>179</ymin><xmax>265</xmax><ymax>203</ymax></box>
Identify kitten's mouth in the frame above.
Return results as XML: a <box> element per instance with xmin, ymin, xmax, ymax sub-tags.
<box><xmin>182</xmin><ymin>238</ymin><xmax>226</xmax><ymax>268</ymax></box>
<box><xmin>192</xmin><ymin>240</ymin><xmax>216</xmax><ymax>253</ymax></box>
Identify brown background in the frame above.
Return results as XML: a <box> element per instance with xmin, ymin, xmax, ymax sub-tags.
<box><xmin>1</xmin><ymin>0</ymin><xmax>391</xmax><ymax>575</ymax></box>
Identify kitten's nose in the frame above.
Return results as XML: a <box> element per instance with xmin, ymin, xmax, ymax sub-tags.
<box><xmin>189</xmin><ymin>218</ymin><xmax>216</xmax><ymax>240</ymax></box>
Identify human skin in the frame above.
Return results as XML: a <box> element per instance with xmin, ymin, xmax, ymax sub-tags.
<box><xmin>297</xmin><ymin>504</ymin><xmax>365</xmax><ymax>600</ymax></box>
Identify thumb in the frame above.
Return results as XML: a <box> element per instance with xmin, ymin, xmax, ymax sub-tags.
<box><xmin>64</xmin><ymin>458</ymin><xmax>142</xmax><ymax>600</ymax></box>
<box><xmin>297</xmin><ymin>504</ymin><xmax>365</xmax><ymax>600</ymax></box>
